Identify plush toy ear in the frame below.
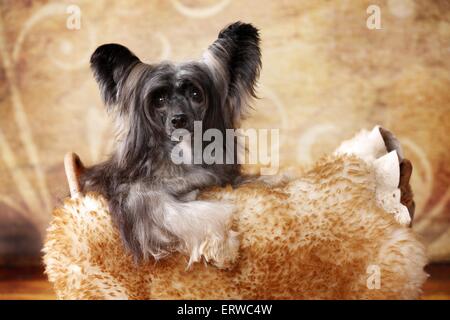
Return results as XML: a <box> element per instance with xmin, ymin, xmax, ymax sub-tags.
<box><xmin>203</xmin><ymin>22</ymin><xmax>261</xmax><ymax>125</ymax></box>
<box><xmin>90</xmin><ymin>43</ymin><xmax>141</xmax><ymax>106</ymax></box>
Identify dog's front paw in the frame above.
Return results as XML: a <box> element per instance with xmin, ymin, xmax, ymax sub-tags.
<box><xmin>200</xmin><ymin>230</ymin><xmax>240</xmax><ymax>270</ymax></box>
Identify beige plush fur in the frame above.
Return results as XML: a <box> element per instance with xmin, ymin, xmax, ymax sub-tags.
<box><xmin>43</xmin><ymin>127</ymin><xmax>428</xmax><ymax>299</ymax></box>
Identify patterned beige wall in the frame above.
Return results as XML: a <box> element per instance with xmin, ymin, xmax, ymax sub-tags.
<box><xmin>0</xmin><ymin>0</ymin><xmax>449</xmax><ymax>265</ymax></box>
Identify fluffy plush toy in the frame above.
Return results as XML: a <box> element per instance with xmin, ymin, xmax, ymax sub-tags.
<box><xmin>43</xmin><ymin>126</ymin><xmax>427</xmax><ymax>299</ymax></box>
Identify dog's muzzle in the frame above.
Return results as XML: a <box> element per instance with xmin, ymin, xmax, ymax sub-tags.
<box><xmin>171</xmin><ymin>114</ymin><xmax>188</xmax><ymax>129</ymax></box>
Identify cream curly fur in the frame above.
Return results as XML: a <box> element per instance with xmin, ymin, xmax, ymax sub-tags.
<box><xmin>43</xmin><ymin>127</ymin><xmax>427</xmax><ymax>299</ymax></box>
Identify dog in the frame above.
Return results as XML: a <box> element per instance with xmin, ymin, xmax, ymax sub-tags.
<box><xmin>80</xmin><ymin>22</ymin><xmax>261</xmax><ymax>268</ymax></box>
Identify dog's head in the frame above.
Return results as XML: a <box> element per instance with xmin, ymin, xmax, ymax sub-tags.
<box><xmin>90</xmin><ymin>22</ymin><xmax>261</xmax><ymax>164</ymax></box>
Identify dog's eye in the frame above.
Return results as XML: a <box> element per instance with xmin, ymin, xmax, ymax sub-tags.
<box><xmin>153</xmin><ymin>92</ymin><xmax>167</xmax><ymax>109</ymax></box>
<box><xmin>190</xmin><ymin>87</ymin><xmax>203</xmax><ymax>104</ymax></box>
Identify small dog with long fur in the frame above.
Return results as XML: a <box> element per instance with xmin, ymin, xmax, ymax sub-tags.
<box><xmin>80</xmin><ymin>22</ymin><xmax>261</xmax><ymax>268</ymax></box>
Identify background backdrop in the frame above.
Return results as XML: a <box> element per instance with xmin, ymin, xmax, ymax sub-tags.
<box><xmin>0</xmin><ymin>0</ymin><xmax>449</xmax><ymax>266</ymax></box>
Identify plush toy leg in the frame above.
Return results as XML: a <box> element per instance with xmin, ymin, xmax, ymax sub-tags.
<box><xmin>334</xmin><ymin>126</ymin><xmax>387</xmax><ymax>162</ymax></box>
<box><xmin>373</xmin><ymin>151</ymin><xmax>411</xmax><ymax>226</ymax></box>
<box><xmin>380</xmin><ymin>128</ymin><xmax>415</xmax><ymax>225</ymax></box>
<box><xmin>64</xmin><ymin>152</ymin><xmax>85</xmax><ymax>198</ymax></box>
<box><xmin>334</xmin><ymin>126</ymin><xmax>413</xmax><ymax>226</ymax></box>
<box><xmin>398</xmin><ymin>159</ymin><xmax>415</xmax><ymax>224</ymax></box>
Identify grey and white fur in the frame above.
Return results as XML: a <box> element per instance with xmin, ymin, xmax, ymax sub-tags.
<box><xmin>80</xmin><ymin>22</ymin><xmax>261</xmax><ymax>266</ymax></box>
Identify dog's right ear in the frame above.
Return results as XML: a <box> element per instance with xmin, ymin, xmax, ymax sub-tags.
<box><xmin>90</xmin><ymin>44</ymin><xmax>141</xmax><ymax>106</ymax></box>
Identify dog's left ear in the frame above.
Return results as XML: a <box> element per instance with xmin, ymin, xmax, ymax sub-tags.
<box><xmin>203</xmin><ymin>22</ymin><xmax>261</xmax><ymax>125</ymax></box>
<box><xmin>90</xmin><ymin>43</ymin><xmax>141</xmax><ymax>107</ymax></box>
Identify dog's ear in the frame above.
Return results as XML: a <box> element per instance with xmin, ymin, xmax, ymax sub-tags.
<box><xmin>203</xmin><ymin>22</ymin><xmax>261</xmax><ymax>125</ymax></box>
<box><xmin>90</xmin><ymin>44</ymin><xmax>141</xmax><ymax>106</ymax></box>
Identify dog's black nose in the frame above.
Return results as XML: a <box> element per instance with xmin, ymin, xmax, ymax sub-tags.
<box><xmin>171</xmin><ymin>114</ymin><xmax>188</xmax><ymax>129</ymax></box>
